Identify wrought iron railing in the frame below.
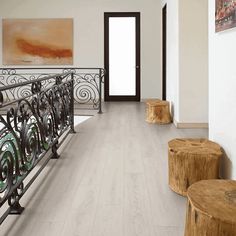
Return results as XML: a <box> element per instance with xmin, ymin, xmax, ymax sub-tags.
<box><xmin>0</xmin><ymin>68</ymin><xmax>105</xmax><ymax>113</ymax></box>
<box><xmin>0</xmin><ymin>72</ymin><xmax>75</xmax><ymax>224</ymax></box>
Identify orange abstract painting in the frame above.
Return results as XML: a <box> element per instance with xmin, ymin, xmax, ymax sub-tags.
<box><xmin>3</xmin><ymin>19</ymin><xmax>73</xmax><ymax>65</ymax></box>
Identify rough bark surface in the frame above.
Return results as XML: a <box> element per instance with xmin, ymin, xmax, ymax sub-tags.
<box><xmin>185</xmin><ymin>180</ymin><xmax>236</xmax><ymax>236</ymax></box>
<box><xmin>146</xmin><ymin>99</ymin><xmax>171</xmax><ymax>124</ymax></box>
<box><xmin>168</xmin><ymin>138</ymin><xmax>222</xmax><ymax>196</ymax></box>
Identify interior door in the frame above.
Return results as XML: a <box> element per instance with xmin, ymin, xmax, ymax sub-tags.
<box><xmin>104</xmin><ymin>12</ymin><xmax>140</xmax><ymax>101</ymax></box>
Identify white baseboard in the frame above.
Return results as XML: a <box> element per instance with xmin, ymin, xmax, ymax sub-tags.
<box><xmin>173</xmin><ymin>119</ymin><xmax>208</xmax><ymax>129</ymax></box>
<box><xmin>141</xmin><ymin>98</ymin><xmax>152</xmax><ymax>102</ymax></box>
<box><xmin>141</xmin><ymin>98</ymin><xmax>161</xmax><ymax>102</ymax></box>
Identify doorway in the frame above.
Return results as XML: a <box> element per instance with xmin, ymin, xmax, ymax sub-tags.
<box><xmin>162</xmin><ymin>5</ymin><xmax>167</xmax><ymax>101</ymax></box>
<box><xmin>104</xmin><ymin>12</ymin><xmax>140</xmax><ymax>101</ymax></box>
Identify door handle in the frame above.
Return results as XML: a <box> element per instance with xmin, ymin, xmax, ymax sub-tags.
<box><xmin>135</xmin><ymin>66</ymin><xmax>140</xmax><ymax>69</ymax></box>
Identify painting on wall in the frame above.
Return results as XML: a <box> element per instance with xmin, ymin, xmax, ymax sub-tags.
<box><xmin>3</xmin><ymin>18</ymin><xmax>73</xmax><ymax>65</ymax></box>
<box><xmin>215</xmin><ymin>0</ymin><xmax>236</xmax><ymax>32</ymax></box>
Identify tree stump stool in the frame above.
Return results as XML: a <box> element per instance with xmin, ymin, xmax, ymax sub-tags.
<box><xmin>145</xmin><ymin>99</ymin><xmax>171</xmax><ymax>124</ymax></box>
<box><xmin>168</xmin><ymin>138</ymin><xmax>222</xmax><ymax>196</ymax></box>
<box><xmin>185</xmin><ymin>180</ymin><xmax>236</xmax><ymax>236</ymax></box>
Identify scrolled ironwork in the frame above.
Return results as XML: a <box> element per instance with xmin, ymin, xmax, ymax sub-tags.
<box><xmin>0</xmin><ymin>68</ymin><xmax>105</xmax><ymax>112</ymax></box>
<box><xmin>0</xmin><ymin>72</ymin><xmax>75</xmax><ymax>224</ymax></box>
<box><xmin>73</xmin><ymin>73</ymin><xmax>100</xmax><ymax>108</ymax></box>
<box><xmin>62</xmin><ymin>68</ymin><xmax>103</xmax><ymax>110</ymax></box>
<box><xmin>31</xmin><ymin>81</ymin><xmax>42</xmax><ymax>94</ymax></box>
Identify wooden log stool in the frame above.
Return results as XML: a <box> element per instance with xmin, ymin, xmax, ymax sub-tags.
<box><xmin>145</xmin><ymin>99</ymin><xmax>171</xmax><ymax>124</ymax></box>
<box><xmin>168</xmin><ymin>138</ymin><xmax>222</xmax><ymax>196</ymax></box>
<box><xmin>185</xmin><ymin>180</ymin><xmax>236</xmax><ymax>236</ymax></box>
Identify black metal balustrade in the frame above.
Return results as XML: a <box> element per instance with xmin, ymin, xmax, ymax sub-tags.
<box><xmin>0</xmin><ymin>68</ymin><xmax>105</xmax><ymax>113</ymax></box>
<box><xmin>0</xmin><ymin>72</ymin><xmax>75</xmax><ymax>224</ymax></box>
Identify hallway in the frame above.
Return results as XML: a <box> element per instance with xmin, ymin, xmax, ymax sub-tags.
<box><xmin>1</xmin><ymin>102</ymin><xmax>208</xmax><ymax>236</ymax></box>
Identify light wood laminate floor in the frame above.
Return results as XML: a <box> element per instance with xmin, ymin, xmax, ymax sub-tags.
<box><xmin>1</xmin><ymin>102</ymin><xmax>208</xmax><ymax>236</ymax></box>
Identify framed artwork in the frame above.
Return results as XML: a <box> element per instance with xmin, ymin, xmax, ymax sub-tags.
<box><xmin>216</xmin><ymin>0</ymin><xmax>236</xmax><ymax>32</ymax></box>
<box><xmin>2</xmin><ymin>18</ymin><xmax>73</xmax><ymax>65</ymax></box>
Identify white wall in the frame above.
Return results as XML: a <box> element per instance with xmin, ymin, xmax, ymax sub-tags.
<box><xmin>161</xmin><ymin>0</ymin><xmax>208</xmax><ymax>125</ymax></box>
<box><xmin>0</xmin><ymin>0</ymin><xmax>162</xmax><ymax>99</ymax></box>
<box><xmin>209</xmin><ymin>0</ymin><xmax>236</xmax><ymax>179</ymax></box>
<box><xmin>179</xmin><ymin>0</ymin><xmax>208</xmax><ymax>123</ymax></box>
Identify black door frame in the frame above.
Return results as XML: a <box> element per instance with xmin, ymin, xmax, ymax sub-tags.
<box><xmin>104</xmin><ymin>12</ymin><xmax>141</xmax><ymax>101</ymax></box>
<box><xmin>162</xmin><ymin>5</ymin><xmax>167</xmax><ymax>101</ymax></box>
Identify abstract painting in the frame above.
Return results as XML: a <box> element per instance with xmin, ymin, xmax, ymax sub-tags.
<box><xmin>3</xmin><ymin>19</ymin><xmax>73</xmax><ymax>65</ymax></box>
<box><xmin>216</xmin><ymin>0</ymin><xmax>236</xmax><ymax>32</ymax></box>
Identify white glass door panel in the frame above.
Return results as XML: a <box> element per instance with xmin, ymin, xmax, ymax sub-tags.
<box><xmin>109</xmin><ymin>17</ymin><xmax>136</xmax><ymax>96</ymax></box>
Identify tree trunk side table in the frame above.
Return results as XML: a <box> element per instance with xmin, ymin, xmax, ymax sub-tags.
<box><xmin>168</xmin><ymin>138</ymin><xmax>222</xmax><ymax>196</ymax></box>
<box><xmin>185</xmin><ymin>180</ymin><xmax>236</xmax><ymax>236</ymax></box>
<box><xmin>146</xmin><ymin>99</ymin><xmax>171</xmax><ymax>124</ymax></box>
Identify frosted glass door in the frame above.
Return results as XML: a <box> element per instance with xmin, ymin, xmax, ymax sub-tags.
<box><xmin>109</xmin><ymin>17</ymin><xmax>136</xmax><ymax>96</ymax></box>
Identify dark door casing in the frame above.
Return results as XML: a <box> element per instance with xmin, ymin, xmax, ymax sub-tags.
<box><xmin>162</xmin><ymin>5</ymin><xmax>167</xmax><ymax>101</ymax></box>
<box><xmin>104</xmin><ymin>12</ymin><xmax>141</xmax><ymax>101</ymax></box>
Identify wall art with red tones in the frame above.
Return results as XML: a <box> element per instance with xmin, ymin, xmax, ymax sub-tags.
<box><xmin>3</xmin><ymin>19</ymin><xmax>73</xmax><ymax>65</ymax></box>
<box><xmin>216</xmin><ymin>0</ymin><xmax>236</xmax><ymax>32</ymax></box>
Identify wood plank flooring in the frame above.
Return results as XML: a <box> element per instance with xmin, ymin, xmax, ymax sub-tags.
<box><xmin>0</xmin><ymin>102</ymin><xmax>208</xmax><ymax>236</ymax></box>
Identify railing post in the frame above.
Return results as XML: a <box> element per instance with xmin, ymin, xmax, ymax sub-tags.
<box><xmin>9</xmin><ymin>201</ymin><xmax>25</xmax><ymax>215</ymax></box>
<box><xmin>51</xmin><ymin>140</ymin><xmax>60</xmax><ymax>159</ymax></box>
<box><xmin>9</xmin><ymin>198</ymin><xmax>24</xmax><ymax>215</ymax></box>
<box><xmin>98</xmin><ymin>69</ymin><xmax>102</xmax><ymax>114</ymax></box>
<box><xmin>70</xmin><ymin>72</ymin><xmax>76</xmax><ymax>133</ymax></box>
<box><xmin>8</xmin><ymin>186</ymin><xmax>25</xmax><ymax>215</ymax></box>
